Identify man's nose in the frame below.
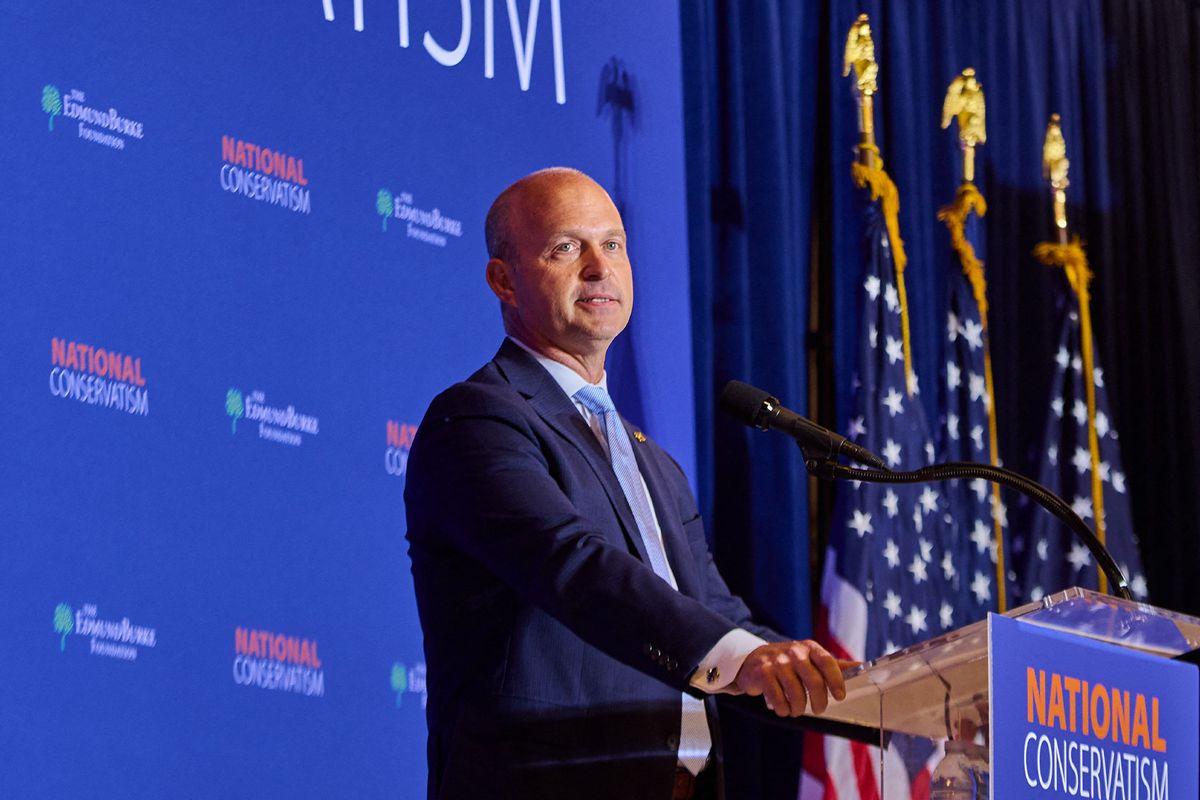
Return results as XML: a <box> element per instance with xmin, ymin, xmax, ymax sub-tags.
<box><xmin>580</xmin><ymin>245</ymin><xmax>611</xmax><ymax>280</ymax></box>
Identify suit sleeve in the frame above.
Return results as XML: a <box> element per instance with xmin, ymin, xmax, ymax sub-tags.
<box><xmin>654</xmin><ymin>449</ymin><xmax>790</xmax><ymax>645</ymax></box>
<box><xmin>405</xmin><ymin>385</ymin><xmax>741</xmax><ymax>692</ymax></box>
<box><xmin>698</xmin><ymin>551</ymin><xmax>790</xmax><ymax>644</ymax></box>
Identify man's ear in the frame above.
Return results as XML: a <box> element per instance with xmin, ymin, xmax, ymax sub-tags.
<box><xmin>486</xmin><ymin>258</ymin><xmax>517</xmax><ymax>306</ymax></box>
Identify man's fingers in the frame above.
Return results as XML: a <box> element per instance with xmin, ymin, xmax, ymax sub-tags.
<box><xmin>775</xmin><ymin>663</ymin><xmax>810</xmax><ymax>717</ymax></box>
<box><xmin>808</xmin><ymin>645</ymin><xmax>848</xmax><ymax>702</ymax></box>
<box><xmin>735</xmin><ymin>642</ymin><xmax>859</xmax><ymax>717</ymax></box>
<box><xmin>793</xmin><ymin>656</ymin><xmax>830</xmax><ymax>715</ymax></box>
<box><xmin>762</xmin><ymin>673</ymin><xmax>792</xmax><ymax>717</ymax></box>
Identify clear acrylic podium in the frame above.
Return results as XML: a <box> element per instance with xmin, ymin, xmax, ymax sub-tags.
<box><xmin>810</xmin><ymin>588</ymin><xmax>1200</xmax><ymax>797</ymax></box>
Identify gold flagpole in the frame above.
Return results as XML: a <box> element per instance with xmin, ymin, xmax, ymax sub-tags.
<box><xmin>844</xmin><ymin>14</ymin><xmax>879</xmax><ymax>169</ymax></box>
<box><xmin>937</xmin><ymin>68</ymin><xmax>1007</xmax><ymax>612</ymax></box>
<box><xmin>844</xmin><ymin>14</ymin><xmax>916</xmax><ymax>396</ymax></box>
<box><xmin>1034</xmin><ymin>114</ymin><xmax>1109</xmax><ymax>594</ymax></box>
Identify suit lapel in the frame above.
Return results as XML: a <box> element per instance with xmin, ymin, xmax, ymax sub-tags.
<box><xmin>492</xmin><ymin>341</ymin><xmax>652</xmax><ymax>566</ymax></box>
<box><xmin>626</xmin><ymin>418</ymin><xmax>702</xmax><ymax>599</ymax></box>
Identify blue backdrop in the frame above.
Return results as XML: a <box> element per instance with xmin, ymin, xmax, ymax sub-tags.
<box><xmin>0</xmin><ymin>2</ymin><xmax>695</xmax><ymax>796</ymax></box>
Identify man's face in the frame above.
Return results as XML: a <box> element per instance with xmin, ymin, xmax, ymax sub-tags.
<box><xmin>490</xmin><ymin>173</ymin><xmax>633</xmax><ymax>359</ymax></box>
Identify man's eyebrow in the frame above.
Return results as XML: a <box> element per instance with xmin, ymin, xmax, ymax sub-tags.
<box><xmin>546</xmin><ymin>228</ymin><xmax>627</xmax><ymax>240</ymax></box>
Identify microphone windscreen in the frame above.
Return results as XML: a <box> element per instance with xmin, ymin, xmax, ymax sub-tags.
<box><xmin>718</xmin><ymin>380</ymin><xmax>773</xmax><ymax>426</ymax></box>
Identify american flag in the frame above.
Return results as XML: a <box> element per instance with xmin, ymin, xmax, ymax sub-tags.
<box><xmin>1011</xmin><ymin>278</ymin><xmax>1148</xmax><ymax>604</ymax></box>
<box><xmin>936</xmin><ymin>191</ymin><xmax>1006</xmax><ymax>619</ymax></box>
<box><xmin>801</xmin><ymin>185</ymin><xmax>960</xmax><ymax>800</ymax></box>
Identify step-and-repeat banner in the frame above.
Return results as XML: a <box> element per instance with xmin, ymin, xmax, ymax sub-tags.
<box><xmin>0</xmin><ymin>3</ymin><xmax>693</xmax><ymax>795</ymax></box>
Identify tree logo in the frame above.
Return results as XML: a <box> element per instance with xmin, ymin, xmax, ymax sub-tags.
<box><xmin>226</xmin><ymin>388</ymin><xmax>244</xmax><ymax>434</ymax></box>
<box><xmin>390</xmin><ymin>663</ymin><xmax>407</xmax><ymax>707</ymax></box>
<box><xmin>377</xmin><ymin>189</ymin><xmax>394</xmax><ymax>232</ymax></box>
<box><xmin>53</xmin><ymin>603</ymin><xmax>73</xmax><ymax>651</ymax></box>
<box><xmin>42</xmin><ymin>85</ymin><xmax>62</xmax><ymax>132</ymax></box>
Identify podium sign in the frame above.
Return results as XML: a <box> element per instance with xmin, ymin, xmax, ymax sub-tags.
<box><xmin>990</xmin><ymin>615</ymin><xmax>1198</xmax><ymax>800</ymax></box>
<box><xmin>805</xmin><ymin>589</ymin><xmax>1200</xmax><ymax>798</ymax></box>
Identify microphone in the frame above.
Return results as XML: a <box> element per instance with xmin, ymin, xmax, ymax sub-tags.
<box><xmin>719</xmin><ymin>380</ymin><xmax>888</xmax><ymax>470</ymax></box>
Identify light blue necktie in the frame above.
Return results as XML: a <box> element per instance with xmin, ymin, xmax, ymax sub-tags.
<box><xmin>573</xmin><ymin>384</ymin><xmax>674</xmax><ymax>585</ymax></box>
<box><xmin>573</xmin><ymin>384</ymin><xmax>711</xmax><ymax>774</ymax></box>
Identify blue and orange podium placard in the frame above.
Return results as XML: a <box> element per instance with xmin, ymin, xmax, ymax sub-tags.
<box><xmin>990</xmin><ymin>615</ymin><xmax>1198</xmax><ymax>800</ymax></box>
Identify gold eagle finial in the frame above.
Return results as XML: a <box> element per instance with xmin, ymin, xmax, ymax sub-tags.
<box><xmin>842</xmin><ymin>14</ymin><xmax>878</xmax><ymax>97</ymax></box>
<box><xmin>1042</xmin><ymin>113</ymin><xmax>1069</xmax><ymax>188</ymax></box>
<box><xmin>1043</xmin><ymin>113</ymin><xmax>1070</xmax><ymax>234</ymax></box>
<box><xmin>843</xmin><ymin>14</ymin><xmax>879</xmax><ymax>165</ymax></box>
<box><xmin>941</xmin><ymin>68</ymin><xmax>987</xmax><ymax>182</ymax></box>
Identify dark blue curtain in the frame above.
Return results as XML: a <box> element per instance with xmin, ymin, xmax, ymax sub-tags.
<box><xmin>1095</xmin><ymin>0</ymin><xmax>1200</xmax><ymax>616</ymax></box>
<box><xmin>684</xmin><ymin>0</ymin><xmax>820</xmax><ymax>641</ymax></box>
<box><xmin>683</xmin><ymin>2</ymin><xmax>820</xmax><ymax>797</ymax></box>
<box><xmin>685</xmin><ymin>1</ymin><xmax>1200</xmax><ymax>797</ymax></box>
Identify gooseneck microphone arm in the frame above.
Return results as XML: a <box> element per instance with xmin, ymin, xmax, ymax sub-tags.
<box><xmin>805</xmin><ymin>458</ymin><xmax>1133</xmax><ymax>602</ymax></box>
<box><xmin>718</xmin><ymin>380</ymin><xmax>1133</xmax><ymax>601</ymax></box>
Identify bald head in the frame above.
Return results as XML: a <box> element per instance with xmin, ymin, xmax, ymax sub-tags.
<box><xmin>485</xmin><ymin>167</ymin><xmax>591</xmax><ymax>263</ymax></box>
<box><xmin>482</xmin><ymin>167</ymin><xmax>632</xmax><ymax>383</ymax></box>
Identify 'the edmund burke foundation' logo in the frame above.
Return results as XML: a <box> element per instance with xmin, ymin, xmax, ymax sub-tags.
<box><xmin>375</xmin><ymin>188</ymin><xmax>463</xmax><ymax>247</ymax></box>
<box><xmin>233</xmin><ymin>627</ymin><xmax>325</xmax><ymax>698</ymax></box>
<box><xmin>42</xmin><ymin>85</ymin><xmax>146</xmax><ymax>150</ymax></box>
<box><xmin>225</xmin><ymin>388</ymin><xmax>319</xmax><ymax>447</ymax></box>
<box><xmin>54</xmin><ymin>602</ymin><xmax>158</xmax><ymax>661</ymax></box>
<box><xmin>390</xmin><ymin>661</ymin><xmax>428</xmax><ymax>708</ymax></box>
<box><xmin>50</xmin><ymin>337</ymin><xmax>149</xmax><ymax>417</ymax></box>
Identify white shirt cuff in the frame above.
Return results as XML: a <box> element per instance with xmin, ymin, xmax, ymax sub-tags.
<box><xmin>688</xmin><ymin>628</ymin><xmax>768</xmax><ymax>694</ymax></box>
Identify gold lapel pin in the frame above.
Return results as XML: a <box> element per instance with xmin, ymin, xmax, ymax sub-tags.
<box><xmin>632</xmin><ymin>430</ymin><xmax>646</xmax><ymax>443</ymax></box>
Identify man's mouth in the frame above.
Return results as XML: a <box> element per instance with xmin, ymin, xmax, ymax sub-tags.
<box><xmin>579</xmin><ymin>296</ymin><xmax>617</xmax><ymax>304</ymax></box>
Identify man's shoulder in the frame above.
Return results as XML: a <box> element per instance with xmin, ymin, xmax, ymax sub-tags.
<box><xmin>421</xmin><ymin>360</ymin><xmax>526</xmax><ymax>421</ymax></box>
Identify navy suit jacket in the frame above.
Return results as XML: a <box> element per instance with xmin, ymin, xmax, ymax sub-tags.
<box><xmin>405</xmin><ymin>340</ymin><xmax>783</xmax><ymax>800</ymax></box>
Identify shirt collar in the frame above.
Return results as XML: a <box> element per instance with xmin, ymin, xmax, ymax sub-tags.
<box><xmin>506</xmin><ymin>335</ymin><xmax>609</xmax><ymax>399</ymax></box>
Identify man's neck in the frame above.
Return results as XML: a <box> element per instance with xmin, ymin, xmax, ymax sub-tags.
<box><xmin>505</xmin><ymin>331</ymin><xmax>607</xmax><ymax>384</ymax></box>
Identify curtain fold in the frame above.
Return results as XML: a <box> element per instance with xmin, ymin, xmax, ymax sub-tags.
<box><xmin>684</xmin><ymin>1</ymin><xmax>820</xmax><ymax>796</ymax></box>
<box><xmin>1096</xmin><ymin>0</ymin><xmax>1200</xmax><ymax>614</ymax></box>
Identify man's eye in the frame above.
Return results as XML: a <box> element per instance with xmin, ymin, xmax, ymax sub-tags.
<box><xmin>556</xmin><ymin>242</ymin><xmax>576</xmax><ymax>253</ymax></box>
<box><xmin>605</xmin><ymin>241</ymin><xmax>621</xmax><ymax>251</ymax></box>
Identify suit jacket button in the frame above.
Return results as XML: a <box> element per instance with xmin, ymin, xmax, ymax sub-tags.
<box><xmin>651</xmin><ymin>648</ymin><xmax>662</xmax><ymax>661</ymax></box>
<box><xmin>643</xmin><ymin>644</ymin><xmax>653</xmax><ymax>656</ymax></box>
<box><xmin>667</xmin><ymin>658</ymin><xmax>678</xmax><ymax>671</ymax></box>
<box><xmin>665</xmin><ymin>733</ymin><xmax>680</xmax><ymax>752</ymax></box>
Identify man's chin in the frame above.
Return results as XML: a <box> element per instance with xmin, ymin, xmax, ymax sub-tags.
<box><xmin>580</xmin><ymin>324</ymin><xmax>629</xmax><ymax>346</ymax></box>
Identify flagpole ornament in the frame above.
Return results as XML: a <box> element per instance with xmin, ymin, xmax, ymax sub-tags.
<box><xmin>843</xmin><ymin>13</ymin><xmax>879</xmax><ymax>167</ymax></box>
<box><xmin>1043</xmin><ymin>113</ymin><xmax>1070</xmax><ymax>243</ymax></box>
<box><xmin>938</xmin><ymin>79</ymin><xmax>1006</xmax><ymax>610</ymax></box>
<box><xmin>843</xmin><ymin>14</ymin><xmax>916</xmax><ymax>393</ymax></box>
<box><xmin>1035</xmin><ymin>115</ymin><xmax>1110</xmax><ymax>593</ymax></box>
<box><xmin>941</xmin><ymin>68</ymin><xmax>987</xmax><ymax>183</ymax></box>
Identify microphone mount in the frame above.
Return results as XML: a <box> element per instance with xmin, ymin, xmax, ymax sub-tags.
<box><xmin>718</xmin><ymin>378</ymin><xmax>1133</xmax><ymax>601</ymax></box>
<box><xmin>805</xmin><ymin>457</ymin><xmax>1134</xmax><ymax>601</ymax></box>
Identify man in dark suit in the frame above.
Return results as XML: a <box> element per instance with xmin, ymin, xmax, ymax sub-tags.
<box><xmin>405</xmin><ymin>168</ymin><xmax>848</xmax><ymax>800</ymax></box>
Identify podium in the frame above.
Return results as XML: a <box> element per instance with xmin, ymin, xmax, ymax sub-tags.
<box><xmin>810</xmin><ymin>588</ymin><xmax>1200</xmax><ymax>798</ymax></box>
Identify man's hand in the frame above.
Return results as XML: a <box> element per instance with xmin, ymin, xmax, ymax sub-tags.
<box><xmin>733</xmin><ymin>640</ymin><xmax>854</xmax><ymax>717</ymax></box>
